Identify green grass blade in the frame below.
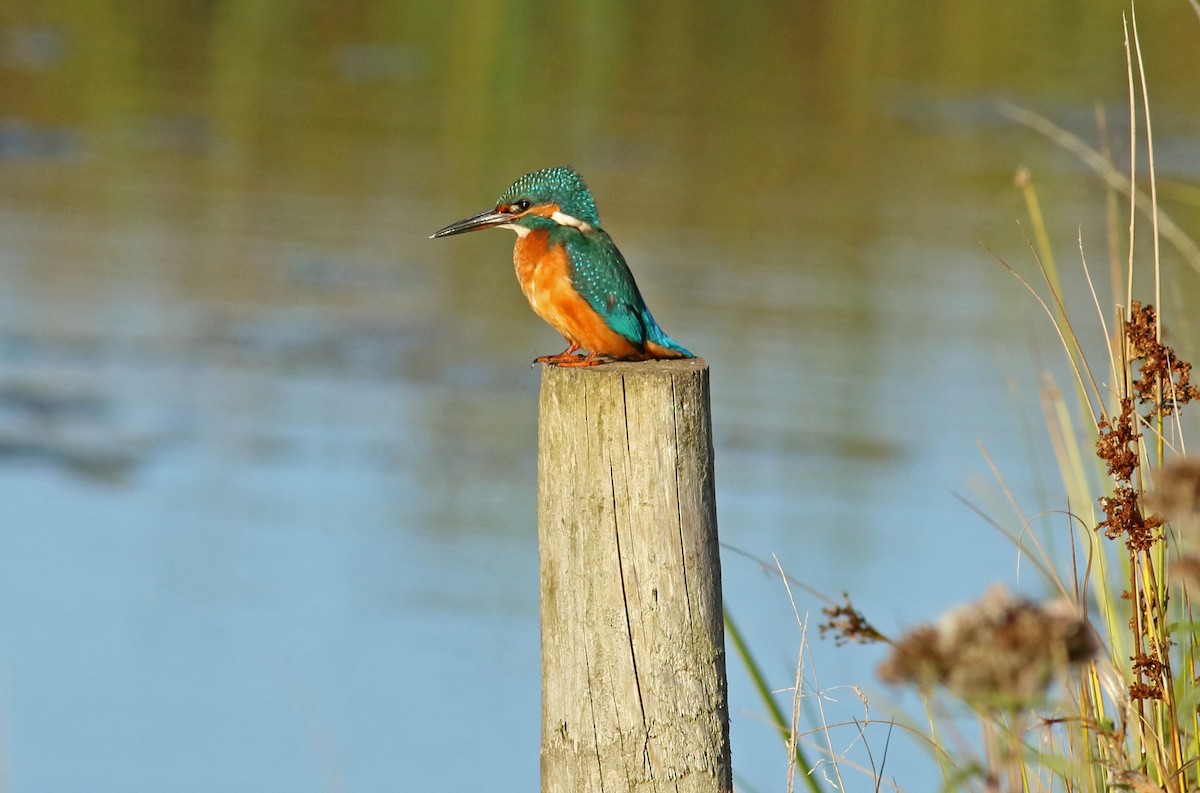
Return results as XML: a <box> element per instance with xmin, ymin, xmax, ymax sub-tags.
<box><xmin>725</xmin><ymin>609</ymin><xmax>824</xmax><ymax>793</ymax></box>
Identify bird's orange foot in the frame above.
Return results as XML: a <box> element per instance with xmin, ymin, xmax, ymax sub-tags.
<box><xmin>535</xmin><ymin>344</ymin><xmax>582</xmax><ymax>364</ymax></box>
<box><xmin>553</xmin><ymin>352</ymin><xmax>603</xmax><ymax>368</ymax></box>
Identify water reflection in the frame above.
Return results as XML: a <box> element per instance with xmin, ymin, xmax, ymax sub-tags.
<box><xmin>1</xmin><ymin>1</ymin><xmax>1199</xmax><ymax>791</ymax></box>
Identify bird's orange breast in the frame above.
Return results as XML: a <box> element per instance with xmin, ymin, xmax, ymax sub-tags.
<box><xmin>513</xmin><ymin>232</ymin><xmax>641</xmax><ymax>358</ymax></box>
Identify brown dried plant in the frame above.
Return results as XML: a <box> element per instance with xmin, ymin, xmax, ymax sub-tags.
<box><xmin>1095</xmin><ymin>397</ymin><xmax>1140</xmax><ymax>481</ymax></box>
<box><xmin>1089</xmin><ymin>304</ymin><xmax>1200</xmax><ymax>734</ymax></box>
<box><xmin>1148</xmin><ymin>457</ymin><xmax>1200</xmax><ymax>590</ymax></box>
<box><xmin>877</xmin><ymin>586</ymin><xmax>1097</xmax><ymax>711</ymax></box>
<box><xmin>819</xmin><ymin>593</ymin><xmax>887</xmax><ymax>646</ymax></box>
<box><xmin>1147</xmin><ymin>457</ymin><xmax>1200</xmax><ymax>535</ymax></box>
<box><xmin>817</xmin><ymin>16</ymin><xmax>1200</xmax><ymax>790</ymax></box>
<box><xmin>1097</xmin><ymin>483</ymin><xmax>1163</xmax><ymax>552</ymax></box>
<box><xmin>1124</xmin><ymin>302</ymin><xmax>1200</xmax><ymax>419</ymax></box>
<box><xmin>1094</xmin><ymin>395</ymin><xmax>1165</xmax><ymax>552</ymax></box>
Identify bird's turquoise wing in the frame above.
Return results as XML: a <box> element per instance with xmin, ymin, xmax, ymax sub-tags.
<box><xmin>560</xmin><ymin>229</ymin><xmax>652</xmax><ymax>348</ymax></box>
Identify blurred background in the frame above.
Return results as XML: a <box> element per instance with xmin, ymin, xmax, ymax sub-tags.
<box><xmin>1</xmin><ymin>1</ymin><xmax>1199</xmax><ymax>790</ymax></box>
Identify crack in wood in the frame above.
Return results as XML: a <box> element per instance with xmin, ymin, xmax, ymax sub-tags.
<box><xmin>583</xmin><ymin>643</ymin><xmax>606</xmax><ymax>792</ymax></box>
<box><xmin>670</xmin><ymin>377</ymin><xmax>693</xmax><ymax>623</ymax></box>
<box><xmin>611</xmin><ymin>463</ymin><xmax>651</xmax><ymax>768</ymax></box>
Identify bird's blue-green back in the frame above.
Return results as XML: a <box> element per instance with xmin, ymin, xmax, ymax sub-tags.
<box><xmin>551</xmin><ymin>224</ymin><xmax>693</xmax><ymax>357</ymax></box>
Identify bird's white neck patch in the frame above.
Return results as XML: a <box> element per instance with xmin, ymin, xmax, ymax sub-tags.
<box><xmin>550</xmin><ymin>211</ymin><xmax>593</xmax><ymax>232</ymax></box>
<box><xmin>500</xmin><ymin>210</ymin><xmax>592</xmax><ymax>237</ymax></box>
<box><xmin>500</xmin><ymin>223</ymin><xmax>532</xmax><ymax>238</ymax></box>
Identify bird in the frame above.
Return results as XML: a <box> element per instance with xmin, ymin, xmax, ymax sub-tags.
<box><xmin>430</xmin><ymin>166</ymin><xmax>694</xmax><ymax>367</ymax></box>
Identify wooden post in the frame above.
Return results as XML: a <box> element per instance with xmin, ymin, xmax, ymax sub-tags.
<box><xmin>538</xmin><ymin>358</ymin><xmax>731</xmax><ymax>793</ymax></box>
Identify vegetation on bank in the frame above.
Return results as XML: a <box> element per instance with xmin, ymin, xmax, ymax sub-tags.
<box><xmin>734</xmin><ymin>7</ymin><xmax>1200</xmax><ymax>791</ymax></box>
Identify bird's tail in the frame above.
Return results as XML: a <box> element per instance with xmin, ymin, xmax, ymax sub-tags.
<box><xmin>644</xmin><ymin>315</ymin><xmax>695</xmax><ymax>359</ymax></box>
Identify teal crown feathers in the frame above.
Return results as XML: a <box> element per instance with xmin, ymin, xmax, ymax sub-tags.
<box><xmin>498</xmin><ymin>166</ymin><xmax>600</xmax><ymax>226</ymax></box>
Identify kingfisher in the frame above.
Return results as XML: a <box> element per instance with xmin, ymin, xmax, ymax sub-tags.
<box><xmin>430</xmin><ymin>166</ymin><xmax>694</xmax><ymax>367</ymax></box>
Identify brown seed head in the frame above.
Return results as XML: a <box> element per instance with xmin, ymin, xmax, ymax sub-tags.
<box><xmin>820</xmin><ymin>593</ymin><xmax>887</xmax><ymax>646</ymax></box>
<box><xmin>1172</xmin><ymin>555</ymin><xmax>1200</xmax><ymax>592</ymax></box>
<box><xmin>1147</xmin><ymin>457</ymin><xmax>1200</xmax><ymax>539</ymax></box>
<box><xmin>1125</xmin><ymin>302</ymin><xmax>1200</xmax><ymax>419</ymax></box>
<box><xmin>877</xmin><ymin>585</ymin><xmax>1098</xmax><ymax>710</ymax></box>
<box><xmin>1095</xmin><ymin>398</ymin><xmax>1140</xmax><ymax>482</ymax></box>
<box><xmin>1097</xmin><ymin>485</ymin><xmax>1163</xmax><ymax>552</ymax></box>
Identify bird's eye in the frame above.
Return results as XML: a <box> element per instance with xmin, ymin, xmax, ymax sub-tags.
<box><xmin>514</xmin><ymin>199</ymin><xmax>532</xmax><ymax>212</ymax></box>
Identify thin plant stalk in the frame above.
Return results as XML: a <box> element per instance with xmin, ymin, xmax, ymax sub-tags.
<box><xmin>724</xmin><ymin>609</ymin><xmax>823</xmax><ymax>793</ymax></box>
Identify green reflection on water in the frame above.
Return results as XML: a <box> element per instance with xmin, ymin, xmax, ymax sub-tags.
<box><xmin>2</xmin><ymin>0</ymin><xmax>1198</xmax><ymax>517</ymax></box>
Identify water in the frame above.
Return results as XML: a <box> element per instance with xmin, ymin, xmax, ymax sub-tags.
<box><xmin>2</xmin><ymin>2</ymin><xmax>1199</xmax><ymax>791</ymax></box>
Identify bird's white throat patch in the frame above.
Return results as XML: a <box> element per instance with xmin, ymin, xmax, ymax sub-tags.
<box><xmin>501</xmin><ymin>223</ymin><xmax>532</xmax><ymax>238</ymax></box>
<box><xmin>550</xmin><ymin>211</ymin><xmax>593</xmax><ymax>232</ymax></box>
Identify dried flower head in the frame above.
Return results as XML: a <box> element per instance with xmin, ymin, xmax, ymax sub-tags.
<box><xmin>1125</xmin><ymin>302</ymin><xmax>1200</xmax><ymax>419</ymax></box>
<box><xmin>819</xmin><ymin>593</ymin><xmax>887</xmax><ymax>646</ymax></box>
<box><xmin>1147</xmin><ymin>457</ymin><xmax>1200</xmax><ymax>539</ymax></box>
<box><xmin>877</xmin><ymin>585</ymin><xmax>1097</xmax><ymax>710</ymax></box>
<box><xmin>1096</xmin><ymin>398</ymin><xmax>1140</xmax><ymax>482</ymax></box>
<box><xmin>1171</xmin><ymin>555</ymin><xmax>1200</xmax><ymax>592</ymax></box>
<box><xmin>1097</xmin><ymin>485</ymin><xmax>1163</xmax><ymax>552</ymax></box>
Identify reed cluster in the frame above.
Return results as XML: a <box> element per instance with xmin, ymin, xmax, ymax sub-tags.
<box><xmin>730</xmin><ymin>7</ymin><xmax>1200</xmax><ymax>790</ymax></box>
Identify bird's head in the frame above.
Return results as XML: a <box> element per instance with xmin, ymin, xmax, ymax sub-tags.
<box><xmin>430</xmin><ymin>166</ymin><xmax>601</xmax><ymax>239</ymax></box>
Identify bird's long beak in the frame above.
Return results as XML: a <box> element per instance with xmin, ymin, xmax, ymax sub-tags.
<box><xmin>429</xmin><ymin>208</ymin><xmax>515</xmax><ymax>239</ymax></box>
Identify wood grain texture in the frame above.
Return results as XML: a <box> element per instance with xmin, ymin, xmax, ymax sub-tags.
<box><xmin>538</xmin><ymin>358</ymin><xmax>731</xmax><ymax>793</ymax></box>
